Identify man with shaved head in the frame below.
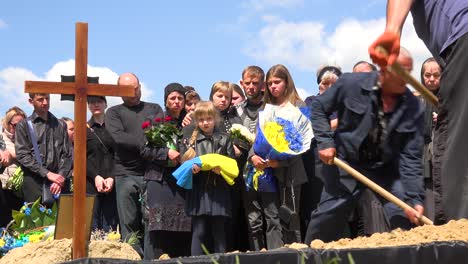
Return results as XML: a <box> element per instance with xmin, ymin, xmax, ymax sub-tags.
<box><xmin>305</xmin><ymin>48</ymin><xmax>425</xmax><ymax>244</ymax></box>
<box><xmin>106</xmin><ymin>73</ymin><xmax>164</xmax><ymax>257</ymax></box>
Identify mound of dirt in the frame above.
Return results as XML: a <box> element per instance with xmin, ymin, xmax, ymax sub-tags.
<box><xmin>0</xmin><ymin>239</ymin><xmax>140</xmax><ymax>264</ymax></box>
<box><xmin>311</xmin><ymin>219</ymin><xmax>468</xmax><ymax>249</ymax></box>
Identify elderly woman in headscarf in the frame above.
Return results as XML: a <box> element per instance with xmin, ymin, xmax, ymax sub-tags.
<box><xmin>419</xmin><ymin>58</ymin><xmax>442</xmax><ymax>224</ymax></box>
<box><xmin>140</xmin><ymin>83</ymin><xmax>191</xmax><ymax>260</ymax></box>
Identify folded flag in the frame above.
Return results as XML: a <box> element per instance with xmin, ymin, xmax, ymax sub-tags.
<box><xmin>172</xmin><ymin>154</ymin><xmax>239</xmax><ymax>189</ymax></box>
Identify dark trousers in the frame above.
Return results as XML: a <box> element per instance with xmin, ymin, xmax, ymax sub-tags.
<box><xmin>91</xmin><ymin>189</ymin><xmax>119</xmax><ymax>232</ymax></box>
<box><xmin>115</xmin><ymin>175</ymin><xmax>145</xmax><ymax>256</ymax></box>
<box><xmin>191</xmin><ymin>215</ymin><xmax>227</xmax><ymax>256</ymax></box>
<box><xmin>305</xmin><ymin>177</ymin><xmax>412</xmax><ymax>244</ymax></box>
<box><xmin>0</xmin><ymin>187</ymin><xmax>22</xmax><ymax>227</ymax></box>
<box><xmin>144</xmin><ymin>229</ymin><xmax>191</xmax><ymax>260</ymax></box>
<box><xmin>300</xmin><ymin>144</ymin><xmax>324</xmax><ymax>241</ymax></box>
<box><xmin>433</xmin><ymin>32</ymin><xmax>468</xmax><ymax>220</ymax></box>
<box><xmin>244</xmin><ymin>189</ymin><xmax>283</xmax><ymax>250</ymax></box>
<box><xmin>348</xmin><ymin>189</ymin><xmax>391</xmax><ymax>237</ymax></box>
<box><xmin>226</xmin><ymin>182</ymin><xmax>249</xmax><ymax>252</ymax></box>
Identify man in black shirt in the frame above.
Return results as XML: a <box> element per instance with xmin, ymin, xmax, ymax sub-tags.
<box><xmin>15</xmin><ymin>93</ymin><xmax>72</xmax><ymax>205</ymax></box>
<box><xmin>105</xmin><ymin>73</ymin><xmax>164</xmax><ymax>256</ymax></box>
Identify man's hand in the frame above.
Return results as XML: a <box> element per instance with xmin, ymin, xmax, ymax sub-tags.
<box><xmin>369</xmin><ymin>31</ymin><xmax>400</xmax><ymax>68</ymax></box>
<box><xmin>404</xmin><ymin>204</ymin><xmax>425</xmax><ymax>225</ymax></box>
<box><xmin>168</xmin><ymin>149</ymin><xmax>180</xmax><ymax>165</ymax></box>
<box><xmin>50</xmin><ymin>182</ymin><xmax>62</xmax><ymax>195</ymax></box>
<box><xmin>47</xmin><ymin>172</ymin><xmax>65</xmax><ymax>187</ymax></box>
<box><xmin>95</xmin><ymin>175</ymin><xmax>106</xmax><ymax>192</ymax></box>
<box><xmin>318</xmin><ymin>147</ymin><xmax>336</xmax><ymax>165</ymax></box>
<box><xmin>192</xmin><ymin>164</ymin><xmax>201</xmax><ymax>174</ymax></box>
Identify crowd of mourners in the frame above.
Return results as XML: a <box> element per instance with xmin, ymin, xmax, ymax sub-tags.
<box><xmin>0</xmin><ymin>52</ymin><xmax>447</xmax><ymax>259</ymax></box>
<box><xmin>2</xmin><ymin>0</ymin><xmax>468</xmax><ymax>261</ymax></box>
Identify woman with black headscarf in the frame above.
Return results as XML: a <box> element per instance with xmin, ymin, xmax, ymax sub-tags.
<box><xmin>140</xmin><ymin>83</ymin><xmax>191</xmax><ymax>259</ymax></box>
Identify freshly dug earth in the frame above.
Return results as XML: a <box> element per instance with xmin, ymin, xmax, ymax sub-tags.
<box><xmin>0</xmin><ymin>239</ymin><xmax>140</xmax><ymax>264</ymax></box>
<box><xmin>311</xmin><ymin>219</ymin><xmax>468</xmax><ymax>249</ymax></box>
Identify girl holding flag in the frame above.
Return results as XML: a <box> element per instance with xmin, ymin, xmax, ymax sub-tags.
<box><xmin>179</xmin><ymin>101</ymin><xmax>236</xmax><ymax>255</ymax></box>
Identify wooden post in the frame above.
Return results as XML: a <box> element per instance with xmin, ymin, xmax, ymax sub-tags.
<box><xmin>72</xmin><ymin>22</ymin><xmax>88</xmax><ymax>259</ymax></box>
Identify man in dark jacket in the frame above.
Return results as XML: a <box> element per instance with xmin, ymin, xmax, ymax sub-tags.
<box><xmin>15</xmin><ymin>93</ymin><xmax>72</xmax><ymax>205</ymax></box>
<box><xmin>105</xmin><ymin>73</ymin><xmax>164</xmax><ymax>256</ymax></box>
<box><xmin>305</xmin><ymin>48</ymin><xmax>425</xmax><ymax>244</ymax></box>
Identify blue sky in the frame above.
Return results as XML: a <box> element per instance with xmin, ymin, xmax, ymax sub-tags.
<box><xmin>0</xmin><ymin>0</ymin><xmax>430</xmax><ymax>119</ymax></box>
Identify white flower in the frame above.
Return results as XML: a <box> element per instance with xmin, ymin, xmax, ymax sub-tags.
<box><xmin>230</xmin><ymin>124</ymin><xmax>255</xmax><ymax>144</ymax></box>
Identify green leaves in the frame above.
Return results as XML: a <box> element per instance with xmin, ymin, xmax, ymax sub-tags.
<box><xmin>6</xmin><ymin>166</ymin><xmax>24</xmax><ymax>191</ymax></box>
<box><xmin>144</xmin><ymin>119</ymin><xmax>181</xmax><ymax>147</ymax></box>
<box><xmin>9</xmin><ymin>197</ymin><xmax>57</xmax><ymax>233</ymax></box>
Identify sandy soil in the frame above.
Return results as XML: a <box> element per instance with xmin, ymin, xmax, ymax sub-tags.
<box><xmin>2</xmin><ymin>219</ymin><xmax>467</xmax><ymax>262</ymax></box>
<box><xmin>310</xmin><ymin>219</ymin><xmax>468</xmax><ymax>249</ymax></box>
<box><xmin>0</xmin><ymin>239</ymin><xmax>140</xmax><ymax>264</ymax></box>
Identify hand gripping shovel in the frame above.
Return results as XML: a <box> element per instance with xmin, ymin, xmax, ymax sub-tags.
<box><xmin>333</xmin><ymin>157</ymin><xmax>433</xmax><ymax>225</ymax></box>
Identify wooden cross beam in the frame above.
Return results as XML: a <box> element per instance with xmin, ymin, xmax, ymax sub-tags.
<box><xmin>24</xmin><ymin>22</ymin><xmax>134</xmax><ymax>259</ymax></box>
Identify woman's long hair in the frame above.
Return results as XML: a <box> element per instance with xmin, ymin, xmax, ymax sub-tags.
<box><xmin>263</xmin><ymin>64</ymin><xmax>303</xmax><ymax>106</ymax></box>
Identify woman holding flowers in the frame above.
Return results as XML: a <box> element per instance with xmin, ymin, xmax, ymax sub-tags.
<box><xmin>140</xmin><ymin>83</ymin><xmax>191</xmax><ymax>259</ymax></box>
<box><xmin>250</xmin><ymin>64</ymin><xmax>308</xmax><ymax>244</ymax></box>
<box><xmin>0</xmin><ymin>106</ymin><xmax>26</xmax><ymax>227</ymax></box>
<box><xmin>179</xmin><ymin>101</ymin><xmax>236</xmax><ymax>256</ymax></box>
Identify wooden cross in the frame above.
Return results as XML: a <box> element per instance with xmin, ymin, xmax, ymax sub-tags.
<box><xmin>24</xmin><ymin>22</ymin><xmax>134</xmax><ymax>259</ymax></box>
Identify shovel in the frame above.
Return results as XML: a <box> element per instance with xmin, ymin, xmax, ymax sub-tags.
<box><xmin>333</xmin><ymin>157</ymin><xmax>433</xmax><ymax>225</ymax></box>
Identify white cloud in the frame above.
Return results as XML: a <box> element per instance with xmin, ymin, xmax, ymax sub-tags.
<box><xmin>0</xmin><ymin>60</ymin><xmax>154</xmax><ymax>119</ymax></box>
<box><xmin>244</xmin><ymin>14</ymin><xmax>432</xmax><ymax>91</ymax></box>
<box><xmin>241</xmin><ymin>0</ymin><xmax>303</xmax><ymax>11</ymax></box>
<box><xmin>0</xmin><ymin>67</ymin><xmax>38</xmax><ymax>115</ymax></box>
<box><xmin>0</xmin><ymin>19</ymin><xmax>7</xmax><ymax>29</ymax></box>
<box><xmin>245</xmin><ymin>18</ymin><xmax>326</xmax><ymax>71</ymax></box>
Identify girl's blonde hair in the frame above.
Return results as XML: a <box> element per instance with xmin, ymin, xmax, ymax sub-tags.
<box><xmin>264</xmin><ymin>64</ymin><xmax>303</xmax><ymax>106</ymax></box>
<box><xmin>2</xmin><ymin>106</ymin><xmax>27</xmax><ymax>129</ymax></box>
<box><xmin>180</xmin><ymin>101</ymin><xmax>220</xmax><ymax>163</ymax></box>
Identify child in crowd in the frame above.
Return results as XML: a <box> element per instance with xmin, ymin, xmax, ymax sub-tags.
<box><xmin>179</xmin><ymin>101</ymin><xmax>235</xmax><ymax>255</ymax></box>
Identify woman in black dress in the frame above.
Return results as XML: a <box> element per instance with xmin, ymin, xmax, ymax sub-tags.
<box><xmin>141</xmin><ymin>83</ymin><xmax>191</xmax><ymax>259</ymax></box>
<box><xmin>86</xmin><ymin>96</ymin><xmax>119</xmax><ymax>232</ymax></box>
